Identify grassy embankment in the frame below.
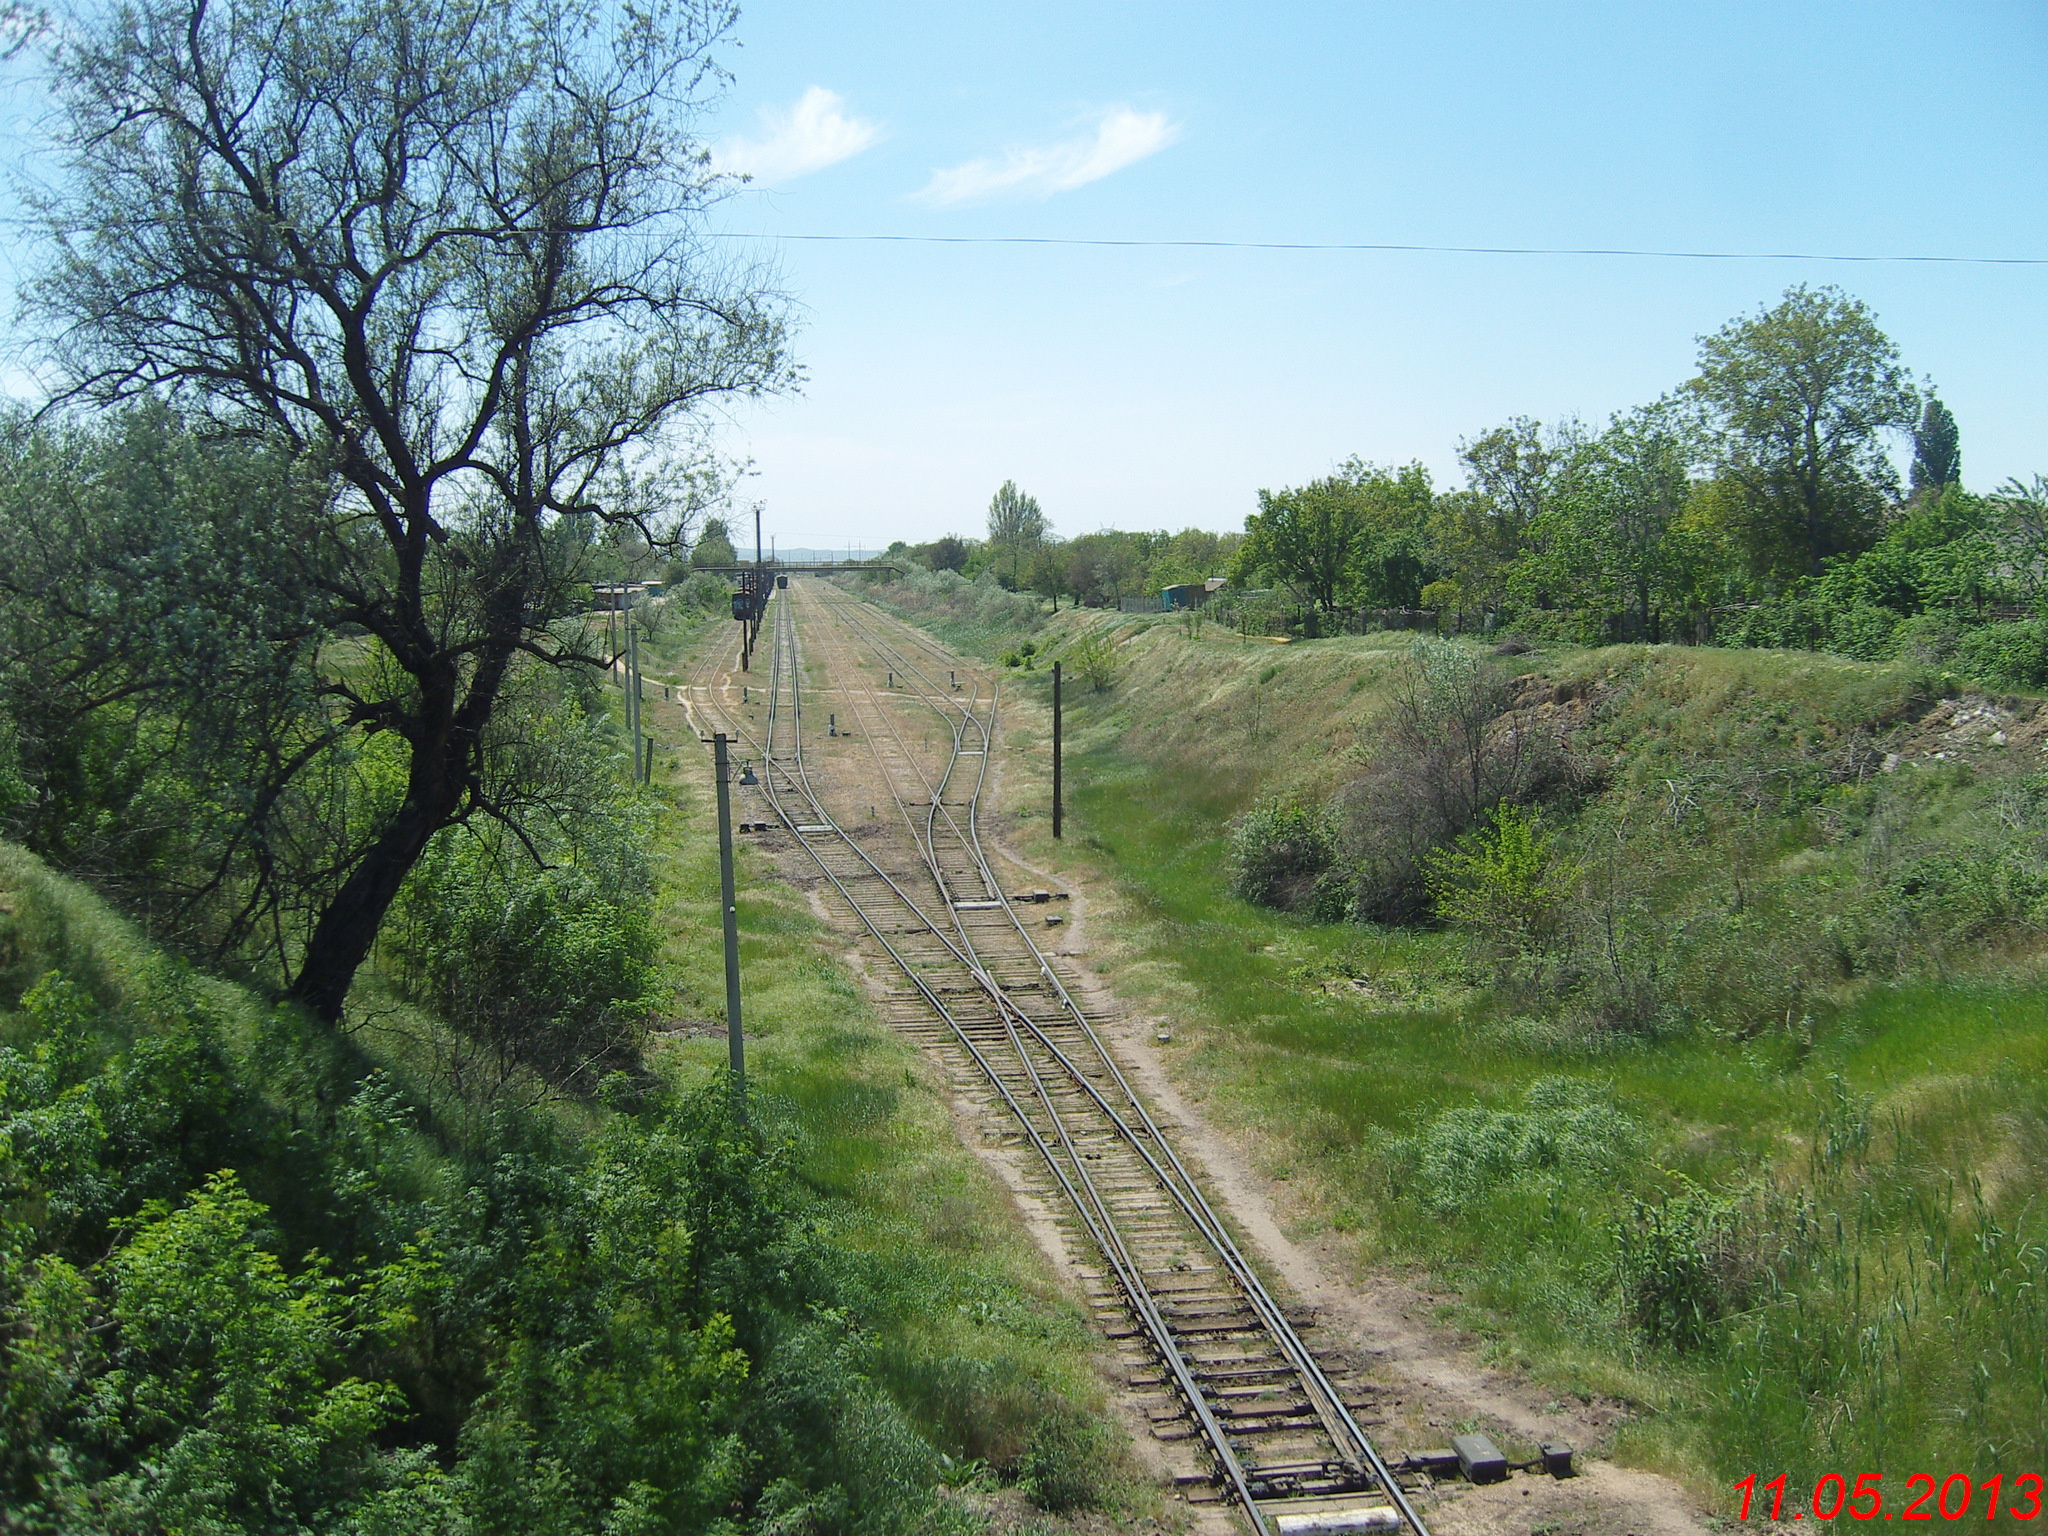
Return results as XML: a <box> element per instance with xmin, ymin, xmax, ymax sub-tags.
<box><xmin>851</xmin><ymin>575</ymin><xmax>2048</xmax><ymax>1513</ymax></box>
<box><xmin>0</xmin><ymin>600</ymin><xmax>1142</xmax><ymax>1528</ymax></box>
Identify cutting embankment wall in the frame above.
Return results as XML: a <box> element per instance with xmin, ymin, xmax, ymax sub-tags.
<box><xmin>853</xmin><ymin>573</ymin><xmax>2048</xmax><ymax>1512</ymax></box>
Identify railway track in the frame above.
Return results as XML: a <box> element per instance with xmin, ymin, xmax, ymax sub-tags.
<box><xmin>680</xmin><ymin>579</ymin><xmax>1434</xmax><ymax>1536</ymax></box>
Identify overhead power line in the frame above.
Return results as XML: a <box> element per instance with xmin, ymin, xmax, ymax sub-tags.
<box><xmin>707</xmin><ymin>231</ymin><xmax>2045</xmax><ymax>266</ymax></box>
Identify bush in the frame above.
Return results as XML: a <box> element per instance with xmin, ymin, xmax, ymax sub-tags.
<box><xmin>1065</xmin><ymin>632</ymin><xmax>1119</xmax><ymax>692</ymax></box>
<box><xmin>1956</xmin><ymin>618</ymin><xmax>2048</xmax><ymax>688</ymax></box>
<box><xmin>854</xmin><ymin>564</ymin><xmax>1041</xmax><ymax>641</ymax></box>
<box><xmin>1332</xmin><ymin>639</ymin><xmax>1566</xmax><ymax>923</ymax></box>
<box><xmin>1424</xmin><ymin>803</ymin><xmax>1573</xmax><ymax>952</ymax></box>
<box><xmin>389</xmin><ymin>853</ymin><xmax>663</xmax><ymax>1083</ymax></box>
<box><xmin>1226</xmin><ymin>799</ymin><xmax>1344</xmax><ymax>918</ymax></box>
<box><xmin>1015</xmin><ymin>1399</ymin><xmax>1114</xmax><ymax>1513</ymax></box>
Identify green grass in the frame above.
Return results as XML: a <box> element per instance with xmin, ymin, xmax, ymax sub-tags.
<box><xmin>860</xmin><ymin>588</ymin><xmax>2048</xmax><ymax>1511</ymax></box>
<box><xmin>1059</xmin><ymin>728</ymin><xmax>2048</xmax><ymax>1496</ymax></box>
<box><xmin>644</xmin><ymin>617</ymin><xmax>1145</xmax><ymax>1502</ymax></box>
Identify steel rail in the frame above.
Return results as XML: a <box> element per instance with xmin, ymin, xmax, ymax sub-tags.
<box><xmin>745</xmin><ymin>591</ymin><xmax>1277</xmax><ymax>1528</ymax></box>
<box><xmin>805</xmin><ymin>586</ymin><xmax>1431</xmax><ymax>1534</ymax></box>
<box><xmin>689</xmin><ymin>583</ymin><xmax>1429</xmax><ymax>1532</ymax></box>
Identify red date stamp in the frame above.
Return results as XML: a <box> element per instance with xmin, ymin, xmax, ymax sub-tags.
<box><xmin>1735</xmin><ymin>1473</ymin><xmax>2044</xmax><ymax>1521</ymax></box>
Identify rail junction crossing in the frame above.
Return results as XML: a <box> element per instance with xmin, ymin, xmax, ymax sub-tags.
<box><xmin>678</xmin><ymin>574</ymin><xmax>1446</xmax><ymax>1536</ymax></box>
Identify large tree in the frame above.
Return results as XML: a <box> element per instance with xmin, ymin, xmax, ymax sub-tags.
<box><xmin>1236</xmin><ymin>460</ymin><xmax>1434</xmax><ymax>614</ymax></box>
<box><xmin>1685</xmin><ymin>285</ymin><xmax>1918</xmax><ymax>582</ymax></box>
<box><xmin>1235</xmin><ymin>477</ymin><xmax>1369</xmax><ymax>615</ymax></box>
<box><xmin>1911</xmin><ymin>398</ymin><xmax>1961</xmax><ymax>496</ymax></box>
<box><xmin>1517</xmin><ymin>404</ymin><xmax>1694</xmax><ymax>641</ymax></box>
<box><xmin>690</xmin><ymin>516</ymin><xmax>739</xmax><ymax>568</ymax></box>
<box><xmin>1435</xmin><ymin>417</ymin><xmax>1588</xmax><ymax>614</ymax></box>
<box><xmin>986</xmin><ymin>479</ymin><xmax>1047</xmax><ymax>588</ymax></box>
<box><xmin>30</xmin><ymin>0</ymin><xmax>792</xmax><ymax>1021</ymax></box>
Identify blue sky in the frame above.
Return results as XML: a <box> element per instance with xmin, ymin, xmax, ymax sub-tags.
<box><xmin>700</xmin><ymin>0</ymin><xmax>2048</xmax><ymax>552</ymax></box>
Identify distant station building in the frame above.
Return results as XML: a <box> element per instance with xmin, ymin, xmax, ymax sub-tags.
<box><xmin>592</xmin><ymin>580</ymin><xmax>665</xmax><ymax>610</ymax></box>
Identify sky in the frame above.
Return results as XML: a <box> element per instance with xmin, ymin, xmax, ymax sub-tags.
<box><xmin>694</xmin><ymin>0</ymin><xmax>2048</xmax><ymax>553</ymax></box>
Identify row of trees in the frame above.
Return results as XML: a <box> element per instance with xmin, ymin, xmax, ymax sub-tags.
<box><xmin>1234</xmin><ymin>286</ymin><xmax>2044</xmax><ymax>663</ymax></box>
<box><xmin>894</xmin><ymin>482</ymin><xmax>1242</xmax><ymax>610</ymax></box>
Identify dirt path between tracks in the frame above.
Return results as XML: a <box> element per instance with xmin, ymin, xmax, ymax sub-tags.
<box><xmin>979</xmin><ymin>777</ymin><xmax>1713</xmax><ymax>1536</ymax></box>
<box><xmin>668</xmin><ymin>594</ymin><xmax>1714</xmax><ymax>1536</ymax></box>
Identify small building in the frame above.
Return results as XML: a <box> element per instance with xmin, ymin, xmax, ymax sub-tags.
<box><xmin>1161</xmin><ymin>577</ymin><xmax>1228</xmax><ymax>611</ymax></box>
<box><xmin>592</xmin><ymin>580</ymin><xmax>665</xmax><ymax>611</ymax></box>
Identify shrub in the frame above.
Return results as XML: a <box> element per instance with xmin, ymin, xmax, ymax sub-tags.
<box><xmin>1066</xmin><ymin>632</ymin><xmax>1119</xmax><ymax>692</ymax></box>
<box><xmin>1015</xmin><ymin>1398</ymin><xmax>1114</xmax><ymax>1513</ymax></box>
<box><xmin>1332</xmin><ymin>638</ymin><xmax>1565</xmax><ymax>923</ymax></box>
<box><xmin>1226</xmin><ymin>799</ymin><xmax>1344</xmax><ymax>918</ymax></box>
<box><xmin>1615</xmin><ymin>1178</ymin><xmax>1745</xmax><ymax>1353</ymax></box>
<box><xmin>385</xmin><ymin>822</ymin><xmax>663</xmax><ymax>1087</ymax></box>
<box><xmin>853</xmin><ymin>564</ymin><xmax>1041</xmax><ymax>640</ymax></box>
<box><xmin>1956</xmin><ymin>618</ymin><xmax>2048</xmax><ymax>688</ymax></box>
<box><xmin>1424</xmin><ymin>803</ymin><xmax>1574</xmax><ymax>950</ymax></box>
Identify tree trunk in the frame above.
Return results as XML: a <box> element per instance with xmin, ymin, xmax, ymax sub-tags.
<box><xmin>288</xmin><ymin>617</ymin><xmax>515</xmax><ymax>1022</ymax></box>
<box><xmin>286</xmin><ymin>782</ymin><xmax>457</xmax><ymax>1022</ymax></box>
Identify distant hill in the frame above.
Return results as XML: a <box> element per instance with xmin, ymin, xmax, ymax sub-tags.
<box><xmin>757</xmin><ymin>546</ymin><xmax>889</xmax><ymax>564</ymax></box>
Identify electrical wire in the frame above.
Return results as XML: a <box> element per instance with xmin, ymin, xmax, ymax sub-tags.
<box><xmin>705</xmin><ymin>231</ymin><xmax>2046</xmax><ymax>266</ymax></box>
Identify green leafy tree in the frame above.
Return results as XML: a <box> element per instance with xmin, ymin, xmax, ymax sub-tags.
<box><xmin>1911</xmin><ymin>398</ymin><xmax>1961</xmax><ymax>496</ymax></box>
<box><xmin>28</xmin><ymin>0</ymin><xmax>794</xmax><ymax>1022</ymax></box>
<box><xmin>1026</xmin><ymin>540</ymin><xmax>1073</xmax><ymax>611</ymax></box>
<box><xmin>0</xmin><ymin>408</ymin><xmax>335</xmax><ymax>962</ymax></box>
<box><xmin>915</xmin><ymin>534</ymin><xmax>971</xmax><ymax>573</ymax></box>
<box><xmin>1235</xmin><ymin>478</ymin><xmax>1363</xmax><ymax>614</ymax></box>
<box><xmin>1436</xmin><ymin>417</ymin><xmax>1587</xmax><ymax>617</ymax></box>
<box><xmin>1066</xmin><ymin>531</ymin><xmax>1143</xmax><ymax>607</ymax></box>
<box><xmin>1514</xmin><ymin>404</ymin><xmax>1694</xmax><ymax>641</ymax></box>
<box><xmin>987</xmin><ymin>480</ymin><xmax>1047</xmax><ymax>589</ymax></box>
<box><xmin>1236</xmin><ymin>461</ymin><xmax>1434</xmax><ymax>615</ymax></box>
<box><xmin>1685</xmin><ymin>285</ymin><xmax>1919</xmax><ymax>583</ymax></box>
<box><xmin>689</xmin><ymin>517</ymin><xmax>738</xmax><ymax>568</ymax></box>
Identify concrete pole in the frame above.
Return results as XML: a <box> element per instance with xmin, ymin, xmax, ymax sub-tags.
<box><xmin>1052</xmin><ymin>661</ymin><xmax>1063</xmax><ymax>840</ymax></box>
<box><xmin>627</xmin><ymin>619</ymin><xmax>643</xmax><ymax>782</ymax></box>
<box><xmin>713</xmin><ymin>733</ymin><xmax>746</xmax><ymax>1119</ymax></box>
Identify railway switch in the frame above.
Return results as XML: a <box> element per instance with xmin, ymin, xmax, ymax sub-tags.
<box><xmin>1401</xmin><ymin>1450</ymin><xmax>1460</xmax><ymax>1479</ymax></box>
<box><xmin>1451</xmin><ymin>1431</ymin><xmax>1507</xmax><ymax>1484</ymax></box>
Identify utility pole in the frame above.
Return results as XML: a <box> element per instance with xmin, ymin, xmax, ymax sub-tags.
<box><xmin>627</xmin><ymin>613</ymin><xmax>643</xmax><ymax>782</ymax></box>
<box><xmin>713</xmin><ymin>733</ymin><xmax>746</xmax><ymax>1120</ymax></box>
<box><xmin>1052</xmin><ymin>661</ymin><xmax>1063</xmax><ymax>839</ymax></box>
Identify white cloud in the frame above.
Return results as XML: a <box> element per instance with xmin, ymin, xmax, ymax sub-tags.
<box><xmin>715</xmin><ymin>87</ymin><xmax>881</xmax><ymax>185</ymax></box>
<box><xmin>917</xmin><ymin>107</ymin><xmax>1180</xmax><ymax>206</ymax></box>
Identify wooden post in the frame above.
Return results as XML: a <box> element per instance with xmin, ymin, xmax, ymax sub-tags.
<box><xmin>1052</xmin><ymin>661</ymin><xmax>1062</xmax><ymax>840</ymax></box>
<box><xmin>713</xmin><ymin>733</ymin><xmax>746</xmax><ymax>1119</ymax></box>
